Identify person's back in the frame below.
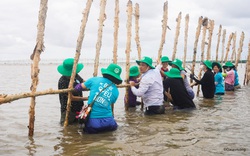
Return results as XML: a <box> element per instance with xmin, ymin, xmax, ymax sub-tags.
<box><xmin>139</xmin><ymin>68</ymin><xmax>163</xmax><ymax>107</ymax></box>
<box><xmin>85</xmin><ymin>77</ymin><xmax>119</xmax><ymax>119</ymax></box>
<box><xmin>164</xmin><ymin>68</ymin><xmax>195</xmax><ymax>109</ymax></box>
<box><xmin>200</xmin><ymin>70</ymin><xmax>215</xmax><ymax>98</ymax></box>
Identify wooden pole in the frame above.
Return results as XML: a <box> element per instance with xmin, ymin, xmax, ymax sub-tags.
<box><xmin>230</xmin><ymin>32</ymin><xmax>237</xmax><ymax>62</ymax></box>
<box><xmin>0</xmin><ymin>84</ymin><xmax>131</xmax><ymax>105</ymax></box>
<box><xmin>93</xmin><ymin>0</ymin><xmax>107</xmax><ymax>77</ymax></box>
<box><xmin>220</xmin><ymin>29</ymin><xmax>226</xmax><ymax>63</ymax></box>
<box><xmin>215</xmin><ymin>25</ymin><xmax>222</xmax><ymax>62</ymax></box>
<box><xmin>206</xmin><ymin>19</ymin><xmax>214</xmax><ymax>60</ymax></box>
<box><xmin>224</xmin><ymin>32</ymin><xmax>234</xmax><ymax>63</ymax></box>
<box><xmin>190</xmin><ymin>16</ymin><xmax>203</xmax><ymax>84</ymax></box>
<box><xmin>134</xmin><ymin>3</ymin><xmax>142</xmax><ymax>60</ymax></box>
<box><xmin>243</xmin><ymin>40</ymin><xmax>250</xmax><ymax>85</ymax></box>
<box><xmin>157</xmin><ymin>1</ymin><xmax>168</xmax><ymax>61</ymax></box>
<box><xmin>172</xmin><ymin>12</ymin><xmax>182</xmax><ymax>61</ymax></box>
<box><xmin>125</xmin><ymin>0</ymin><xmax>132</xmax><ymax>111</ymax></box>
<box><xmin>113</xmin><ymin>0</ymin><xmax>119</xmax><ymax>64</ymax></box>
<box><xmin>28</xmin><ymin>0</ymin><xmax>48</xmax><ymax>137</ymax></box>
<box><xmin>183</xmin><ymin>14</ymin><xmax>189</xmax><ymax>68</ymax></box>
<box><xmin>64</xmin><ymin>0</ymin><xmax>93</xmax><ymax>127</ymax></box>
<box><xmin>196</xmin><ymin>17</ymin><xmax>208</xmax><ymax>96</ymax></box>
<box><xmin>200</xmin><ymin>17</ymin><xmax>208</xmax><ymax>62</ymax></box>
<box><xmin>235</xmin><ymin>32</ymin><xmax>245</xmax><ymax>68</ymax></box>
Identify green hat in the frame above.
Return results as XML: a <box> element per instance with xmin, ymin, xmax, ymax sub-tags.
<box><xmin>57</xmin><ymin>58</ymin><xmax>84</xmax><ymax>76</ymax></box>
<box><xmin>136</xmin><ymin>56</ymin><xmax>155</xmax><ymax>69</ymax></box>
<box><xmin>169</xmin><ymin>59</ymin><xmax>184</xmax><ymax>70</ymax></box>
<box><xmin>222</xmin><ymin>61</ymin><xmax>235</xmax><ymax>69</ymax></box>
<box><xmin>212</xmin><ymin>62</ymin><xmax>222</xmax><ymax>69</ymax></box>
<box><xmin>164</xmin><ymin>68</ymin><xmax>182</xmax><ymax>78</ymax></box>
<box><xmin>161</xmin><ymin>56</ymin><xmax>171</xmax><ymax>63</ymax></box>
<box><xmin>101</xmin><ymin>63</ymin><xmax>122</xmax><ymax>81</ymax></box>
<box><xmin>129</xmin><ymin>66</ymin><xmax>140</xmax><ymax>77</ymax></box>
<box><xmin>203</xmin><ymin>60</ymin><xmax>212</xmax><ymax>70</ymax></box>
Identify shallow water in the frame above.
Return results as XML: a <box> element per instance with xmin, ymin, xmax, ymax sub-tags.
<box><xmin>0</xmin><ymin>63</ymin><xmax>249</xmax><ymax>155</ymax></box>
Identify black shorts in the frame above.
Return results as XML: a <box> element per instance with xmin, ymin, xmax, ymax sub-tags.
<box><xmin>145</xmin><ymin>105</ymin><xmax>165</xmax><ymax>115</ymax></box>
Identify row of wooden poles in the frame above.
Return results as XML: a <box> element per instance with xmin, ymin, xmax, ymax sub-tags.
<box><xmin>0</xmin><ymin>0</ymin><xmax>250</xmax><ymax>137</ymax></box>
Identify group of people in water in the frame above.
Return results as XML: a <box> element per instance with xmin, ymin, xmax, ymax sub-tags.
<box><xmin>57</xmin><ymin>56</ymin><xmax>240</xmax><ymax>134</ymax></box>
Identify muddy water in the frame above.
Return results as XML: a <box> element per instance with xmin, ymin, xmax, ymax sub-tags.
<box><xmin>0</xmin><ymin>63</ymin><xmax>249</xmax><ymax>155</ymax></box>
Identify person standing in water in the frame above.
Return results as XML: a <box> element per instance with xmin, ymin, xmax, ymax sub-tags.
<box><xmin>212</xmin><ymin>62</ymin><xmax>225</xmax><ymax>95</ymax></box>
<box><xmin>190</xmin><ymin>60</ymin><xmax>215</xmax><ymax>99</ymax></box>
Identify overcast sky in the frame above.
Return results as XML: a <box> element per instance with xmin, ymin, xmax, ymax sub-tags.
<box><xmin>0</xmin><ymin>0</ymin><xmax>249</xmax><ymax>61</ymax></box>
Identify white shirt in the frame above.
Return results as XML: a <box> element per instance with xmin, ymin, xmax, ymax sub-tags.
<box><xmin>131</xmin><ymin>67</ymin><xmax>163</xmax><ymax>107</ymax></box>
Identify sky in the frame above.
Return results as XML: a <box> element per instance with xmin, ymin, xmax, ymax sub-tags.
<box><xmin>0</xmin><ymin>0</ymin><xmax>249</xmax><ymax>61</ymax></box>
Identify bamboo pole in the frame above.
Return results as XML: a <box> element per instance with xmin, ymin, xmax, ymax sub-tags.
<box><xmin>244</xmin><ymin>40</ymin><xmax>250</xmax><ymax>85</ymax></box>
<box><xmin>235</xmin><ymin>32</ymin><xmax>245</xmax><ymax>67</ymax></box>
<box><xmin>215</xmin><ymin>25</ymin><xmax>222</xmax><ymax>62</ymax></box>
<box><xmin>230</xmin><ymin>32</ymin><xmax>237</xmax><ymax>62</ymax></box>
<box><xmin>0</xmin><ymin>84</ymin><xmax>131</xmax><ymax>105</ymax></box>
<box><xmin>172</xmin><ymin>12</ymin><xmax>182</xmax><ymax>61</ymax></box>
<box><xmin>134</xmin><ymin>3</ymin><xmax>142</xmax><ymax>60</ymax></box>
<box><xmin>190</xmin><ymin>16</ymin><xmax>203</xmax><ymax>84</ymax></box>
<box><xmin>157</xmin><ymin>1</ymin><xmax>168</xmax><ymax>61</ymax></box>
<box><xmin>183</xmin><ymin>14</ymin><xmax>189</xmax><ymax>68</ymax></box>
<box><xmin>93</xmin><ymin>0</ymin><xmax>107</xmax><ymax>77</ymax></box>
<box><xmin>206</xmin><ymin>19</ymin><xmax>214</xmax><ymax>60</ymax></box>
<box><xmin>220</xmin><ymin>29</ymin><xmax>226</xmax><ymax>63</ymax></box>
<box><xmin>224</xmin><ymin>32</ymin><xmax>234</xmax><ymax>63</ymax></box>
<box><xmin>113</xmin><ymin>0</ymin><xmax>119</xmax><ymax>63</ymax></box>
<box><xmin>64</xmin><ymin>0</ymin><xmax>93</xmax><ymax>127</ymax></box>
<box><xmin>28</xmin><ymin>0</ymin><xmax>48</xmax><ymax>136</ymax></box>
<box><xmin>196</xmin><ymin>17</ymin><xmax>208</xmax><ymax>96</ymax></box>
<box><xmin>125</xmin><ymin>0</ymin><xmax>132</xmax><ymax>111</ymax></box>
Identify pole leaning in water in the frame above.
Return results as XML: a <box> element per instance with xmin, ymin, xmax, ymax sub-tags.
<box><xmin>28</xmin><ymin>0</ymin><xmax>48</xmax><ymax>137</ymax></box>
<box><xmin>172</xmin><ymin>12</ymin><xmax>182</xmax><ymax>61</ymax></box>
<box><xmin>215</xmin><ymin>25</ymin><xmax>222</xmax><ymax>62</ymax></box>
<box><xmin>157</xmin><ymin>1</ymin><xmax>168</xmax><ymax>61</ymax></box>
<box><xmin>235</xmin><ymin>32</ymin><xmax>245</xmax><ymax>68</ymax></box>
<box><xmin>93</xmin><ymin>0</ymin><xmax>107</xmax><ymax>77</ymax></box>
<box><xmin>190</xmin><ymin>16</ymin><xmax>203</xmax><ymax>84</ymax></box>
<box><xmin>134</xmin><ymin>3</ymin><xmax>142</xmax><ymax>60</ymax></box>
<box><xmin>64</xmin><ymin>0</ymin><xmax>93</xmax><ymax>127</ymax></box>
<box><xmin>183</xmin><ymin>14</ymin><xmax>189</xmax><ymax>68</ymax></box>
<box><xmin>124</xmin><ymin>0</ymin><xmax>133</xmax><ymax>111</ymax></box>
<box><xmin>113</xmin><ymin>0</ymin><xmax>119</xmax><ymax>64</ymax></box>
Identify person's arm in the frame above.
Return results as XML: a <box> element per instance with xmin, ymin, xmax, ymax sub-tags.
<box><xmin>130</xmin><ymin>77</ymin><xmax>152</xmax><ymax>97</ymax></box>
<box><xmin>71</xmin><ymin>95</ymin><xmax>88</xmax><ymax>101</ymax></box>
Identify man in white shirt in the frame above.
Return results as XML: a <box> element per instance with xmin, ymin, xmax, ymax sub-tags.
<box><xmin>130</xmin><ymin>56</ymin><xmax>165</xmax><ymax>115</ymax></box>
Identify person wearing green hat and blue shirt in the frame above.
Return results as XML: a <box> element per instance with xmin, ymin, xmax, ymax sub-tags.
<box><xmin>159</xmin><ymin>56</ymin><xmax>172</xmax><ymax>80</ymax></box>
<box><xmin>74</xmin><ymin>63</ymin><xmax>122</xmax><ymax>133</ymax></box>
<box><xmin>212</xmin><ymin>62</ymin><xmax>225</xmax><ymax>95</ymax></box>
<box><xmin>170</xmin><ymin>59</ymin><xmax>195</xmax><ymax>99</ymax></box>
<box><xmin>124</xmin><ymin>66</ymin><xmax>141</xmax><ymax>107</ymax></box>
<box><xmin>163</xmin><ymin>68</ymin><xmax>196</xmax><ymax>110</ymax></box>
<box><xmin>58</xmin><ymin>58</ymin><xmax>88</xmax><ymax>125</ymax></box>
<box><xmin>190</xmin><ymin>60</ymin><xmax>215</xmax><ymax>99</ymax></box>
<box><xmin>130</xmin><ymin>56</ymin><xmax>165</xmax><ymax>115</ymax></box>
<box><xmin>222</xmin><ymin>61</ymin><xmax>235</xmax><ymax>91</ymax></box>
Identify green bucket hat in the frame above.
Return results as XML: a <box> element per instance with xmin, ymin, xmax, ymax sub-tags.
<box><xmin>164</xmin><ymin>68</ymin><xmax>182</xmax><ymax>79</ymax></box>
<box><xmin>212</xmin><ymin>61</ymin><xmax>222</xmax><ymax>69</ymax></box>
<box><xmin>57</xmin><ymin>58</ymin><xmax>84</xmax><ymax>76</ymax></box>
<box><xmin>129</xmin><ymin>66</ymin><xmax>140</xmax><ymax>77</ymax></box>
<box><xmin>161</xmin><ymin>56</ymin><xmax>171</xmax><ymax>63</ymax></box>
<box><xmin>202</xmin><ymin>60</ymin><xmax>212</xmax><ymax>70</ymax></box>
<box><xmin>169</xmin><ymin>59</ymin><xmax>184</xmax><ymax>70</ymax></box>
<box><xmin>136</xmin><ymin>56</ymin><xmax>155</xmax><ymax>69</ymax></box>
<box><xmin>101</xmin><ymin>63</ymin><xmax>122</xmax><ymax>81</ymax></box>
<box><xmin>222</xmin><ymin>61</ymin><xmax>235</xmax><ymax>69</ymax></box>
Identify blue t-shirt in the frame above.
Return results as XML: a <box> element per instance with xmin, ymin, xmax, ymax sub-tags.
<box><xmin>84</xmin><ymin>77</ymin><xmax>119</xmax><ymax>118</ymax></box>
<box><xmin>234</xmin><ymin>70</ymin><xmax>239</xmax><ymax>86</ymax></box>
<box><xmin>214</xmin><ymin>72</ymin><xmax>225</xmax><ymax>94</ymax></box>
